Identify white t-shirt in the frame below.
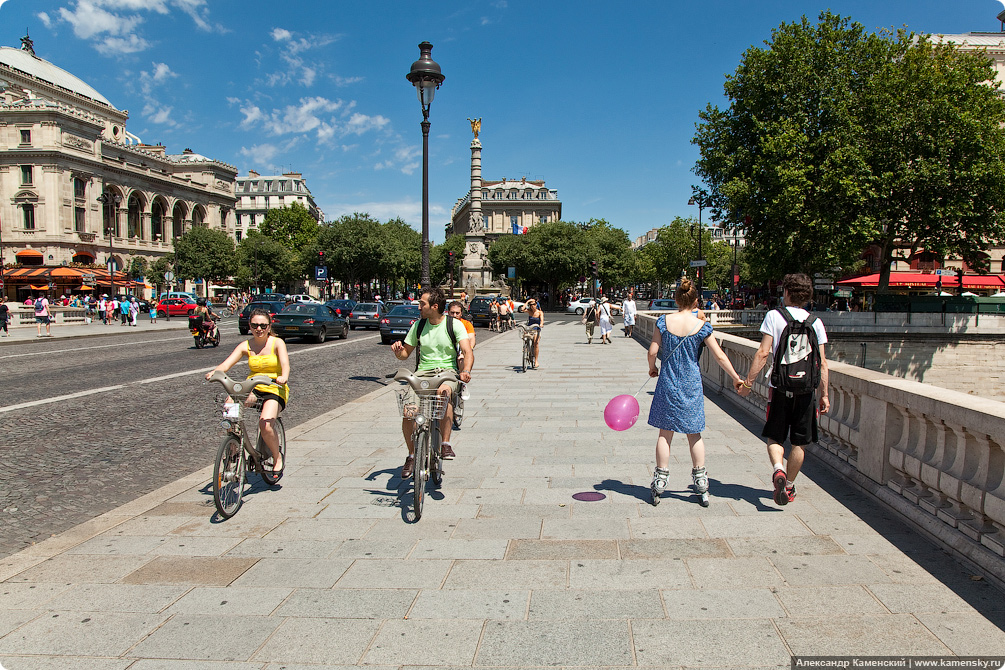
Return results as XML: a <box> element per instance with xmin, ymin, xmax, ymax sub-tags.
<box><xmin>622</xmin><ymin>299</ymin><xmax>637</xmax><ymax>318</ymax></box>
<box><xmin>759</xmin><ymin>306</ymin><xmax>827</xmax><ymax>388</ymax></box>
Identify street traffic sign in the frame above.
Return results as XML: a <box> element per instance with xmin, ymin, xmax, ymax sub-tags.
<box><xmin>164</xmin><ymin>271</ymin><xmax>175</xmax><ymax>281</ymax></box>
<box><xmin>935</xmin><ymin>269</ymin><xmax>943</xmax><ymax>275</ymax></box>
<box><xmin>315</xmin><ymin>266</ymin><xmax>328</xmax><ymax>281</ymax></box>
<box><xmin>690</xmin><ymin>260</ymin><xmax>707</xmax><ymax>267</ymax></box>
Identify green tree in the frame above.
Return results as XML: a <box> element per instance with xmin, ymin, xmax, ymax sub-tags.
<box><xmin>379</xmin><ymin>218</ymin><xmax>421</xmax><ymax>288</ymax></box>
<box><xmin>149</xmin><ymin>255</ymin><xmax>173</xmax><ymax>293</ymax></box>
<box><xmin>430</xmin><ymin>234</ymin><xmax>465</xmax><ymax>288</ymax></box>
<box><xmin>319</xmin><ymin>213</ymin><xmax>383</xmax><ymax>297</ymax></box>
<box><xmin>128</xmin><ymin>256</ymin><xmax>148</xmax><ymax>280</ymax></box>
<box><xmin>236</xmin><ymin>231</ymin><xmax>298</xmax><ymax>291</ymax></box>
<box><xmin>173</xmin><ymin>227</ymin><xmax>236</xmax><ymax>283</ymax></box>
<box><xmin>259</xmin><ymin>202</ymin><xmax>320</xmax><ymax>252</ymax></box>
<box><xmin>583</xmin><ymin>219</ymin><xmax>634</xmax><ymax>288</ymax></box>
<box><xmin>693</xmin><ymin>11</ymin><xmax>1005</xmax><ymax>288</ymax></box>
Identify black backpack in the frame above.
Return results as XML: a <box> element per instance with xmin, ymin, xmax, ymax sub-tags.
<box><xmin>414</xmin><ymin>316</ymin><xmax>459</xmax><ymax>371</ymax></box>
<box><xmin>769</xmin><ymin>307</ymin><xmax>821</xmax><ymax>396</ymax></box>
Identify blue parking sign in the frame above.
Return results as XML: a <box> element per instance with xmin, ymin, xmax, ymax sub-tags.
<box><xmin>315</xmin><ymin>266</ymin><xmax>328</xmax><ymax>280</ymax></box>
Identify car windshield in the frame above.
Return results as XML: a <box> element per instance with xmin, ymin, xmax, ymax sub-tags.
<box><xmin>471</xmin><ymin>298</ymin><xmax>491</xmax><ymax>306</ymax></box>
<box><xmin>354</xmin><ymin>303</ymin><xmax>378</xmax><ymax>311</ymax></box>
<box><xmin>281</xmin><ymin>304</ymin><xmax>318</xmax><ymax>314</ymax></box>
<box><xmin>326</xmin><ymin>300</ymin><xmax>354</xmax><ymax>310</ymax></box>
<box><xmin>388</xmin><ymin>305</ymin><xmax>420</xmax><ymax>317</ymax></box>
<box><xmin>248</xmin><ymin>303</ymin><xmax>275</xmax><ymax>311</ymax></box>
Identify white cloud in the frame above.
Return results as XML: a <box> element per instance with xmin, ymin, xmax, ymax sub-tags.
<box><xmin>260</xmin><ymin>31</ymin><xmax>337</xmax><ymax>88</ymax></box>
<box><xmin>234</xmin><ymin>97</ymin><xmax>392</xmax><ymax>146</ymax></box>
<box><xmin>37</xmin><ymin>12</ymin><xmax>53</xmax><ymax>28</ymax></box>
<box><xmin>299</xmin><ymin>66</ymin><xmax>316</xmax><ymax>87</ymax></box>
<box><xmin>374</xmin><ymin>144</ymin><xmax>420</xmax><ymax>175</ymax></box>
<box><xmin>142</xmin><ymin>101</ymin><xmax>175</xmax><ymax>126</ymax></box>
<box><xmin>239</xmin><ymin>143</ymin><xmax>281</xmax><ymax>167</ymax></box>
<box><xmin>271</xmin><ymin>27</ymin><xmax>292</xmax><ymax>42</ymax></box>
<box><xmin>333</xmin><ymin>75</ymin><xmax>364</xmax><ymax>87</ymax></box>
<box><xmin>345</xmin><ymin>113</ymin><xmax>390</xmax><ymax>136</ymax></box>
<box><xmin>52</xmin><ymin>0</ymin><xmax>217</xmax><ymax>55</ymax></box>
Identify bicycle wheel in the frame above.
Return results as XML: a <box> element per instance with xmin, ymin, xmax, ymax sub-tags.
<box><xmin>259</xmin><ymin>417</ymin><xmax>286</xmax><ymax>486</ymax></box>
<box><xmin>451</xmin><ymin>390</ymin><xmax>464</xmax><ymax>430</ymax></box>
<box><xmin>213</xmin><ymin>435</ymin><xmax>246</xmax><ymax>519</ymax></box>
<box><xmin>430</xmin><ymin>422</ymin><xmax>443</xmax><ymax>487</ymax></box>
<box><xmin>522</xmin><ymin>339</ymin><xmax>530</xmax><ymax>372</ymax></box>
<box><xmin>412</xmin><ymin>430</ymin><xmax>428</xmax><ymax>519</ymax></box>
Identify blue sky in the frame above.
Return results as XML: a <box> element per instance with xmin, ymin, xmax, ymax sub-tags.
<box><xmin>1</xmin><ymin>0</ymin><xmax>1001</xmax><ymax>243</ymax></box>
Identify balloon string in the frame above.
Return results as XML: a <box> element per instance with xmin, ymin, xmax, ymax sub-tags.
<box><xmin>633</xmin><ymin>375</ymin><xmax>654</xmax><ymax>398</ymax></box>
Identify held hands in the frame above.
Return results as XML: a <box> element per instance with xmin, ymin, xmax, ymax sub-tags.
<box><xmin>734</xmin><ymin>378</ymin><xmax>752</xmax><ymax>397</ymax></box>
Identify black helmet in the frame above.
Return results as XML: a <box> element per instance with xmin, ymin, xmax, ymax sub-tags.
<box><xmin>196</xmin><ymin>297</ymin><xmax>207</xmax><ymax>306</ymax></box>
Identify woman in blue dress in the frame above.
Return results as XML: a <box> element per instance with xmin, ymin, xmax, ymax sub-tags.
<box><xmin>647</xmin><ymin>278</ymin><xmax>743</xmax><ymax>506</ymax></box>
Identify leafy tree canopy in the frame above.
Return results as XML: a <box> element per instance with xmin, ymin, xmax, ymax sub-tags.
<box><xmin>693</xmin><ymin>11</ymin><xmax>1005</xmax><ymax>288</ymax></box>
<box><xmin>173</xmin><ymin>226</ymin><xmax>236</xmax><ymax>282</ymax></box>
<box><xmin>259</xmin><ymin>202</ymin><xmax>320</xmax><ymax>252</ymax></box>
<box><xmin>236</xmin><ymin>231</ymin><xmax>299</xmax><ymax>290</ymax></box>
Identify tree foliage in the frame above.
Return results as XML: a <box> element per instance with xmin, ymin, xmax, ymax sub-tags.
<box><xmin>173</xmin><ymin>226</ymin><xmax>236</xmax><ymax>282</ymax></box>
<box><xmin>259</xmin><ymin>202</ymin><xmax>320</xmax><ymax>252</ymax></box>
<box><xmin>693</xmin><ymin>11</ymin><xmax>1005</xmax><ymax>288</ymax></box>
<box><xmin>236</xmin><ymin>231</ymin><xmax>298</xmax><ymax>290</ymax></box>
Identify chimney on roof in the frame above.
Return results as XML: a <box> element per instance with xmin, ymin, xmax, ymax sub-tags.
<box><xmin>182</xmin><ymin>148</ymin><xmax>193</xmax><ymax>154</ymax></box>
<box><xmin>248</xmin><ymin>169</ymin><xmax>259</xmax><ymax>177</ymax></box>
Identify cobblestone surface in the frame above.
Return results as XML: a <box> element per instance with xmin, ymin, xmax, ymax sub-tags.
<box><xmin>0</xmin><ymin>318</ymin><xmax>503</xmax><ymax>558</ymax></box>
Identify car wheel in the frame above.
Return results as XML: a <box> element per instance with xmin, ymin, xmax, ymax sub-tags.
<box><xmin>157</xmin><ymin>310</ymin><xmax>167</xmax><ymax>318</ymax></box>
<box><xmin>187</xmin><ymin>309</ymin><xmax>194</xmax><ymax>315</ymax></box>
<box><xmin>575</xmin><ymin>307</ymin><xmax>584</xmax><ymax>315</ymax></box>
<box><xmin>339</xmin><ymin>324</ymin><xmax>348</xmax><ymax>339</ymax></box>
<box><xmin>315</xmin><ymin>327</ymin><xmax>326</xmax><ymax>344</ymax></box>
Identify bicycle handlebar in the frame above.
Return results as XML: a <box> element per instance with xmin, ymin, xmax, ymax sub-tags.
<box><xmin>206</xmin><ymin>370</ymin><xmax>275</xmax><ymax>399</ymax></box>
<box><xmin>393</xmin><ymin>367</ymin><xmax>458</xmax><ymax>393</ymax></box>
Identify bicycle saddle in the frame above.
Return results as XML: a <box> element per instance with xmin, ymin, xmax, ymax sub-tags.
<box><xmin>206</xmin><ymin>370</ymin><xmax>275</xmax><ymax>399</ymax></box>
<box><xmin>393</xmin><ymin>367</ymin><xmax>458</xmax><ymax>393</ymax></box>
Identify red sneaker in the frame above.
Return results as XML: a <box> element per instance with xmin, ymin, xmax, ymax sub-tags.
<box><xmin>772</xmin><ymin>468</ymin><xmax>788</xmax><ymax>506</ymax></box>
<box><xmin>785</xmin><ymin>483</ymin><xmax>797</xmax><ymax>503</ymax></box>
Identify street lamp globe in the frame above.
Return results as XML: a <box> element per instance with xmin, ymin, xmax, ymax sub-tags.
<box><xmin>406</xmin><ymin>41</ymin><xmax>445</xmax><ymax>110</ymax></box>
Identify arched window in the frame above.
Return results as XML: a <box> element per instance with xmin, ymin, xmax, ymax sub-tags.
<box><xmin>127</xmin><ymin>195</ymin><xmax>141</xmax><ymax>238</ymax></box>
<box><xmin>192</xmin><ymin>207</ymin><xmax>205</xmax><ymax>227</ymax></box>
<box><xmin>172</xmin><ymin>203</ymin><xmax>186</xmax><ymax>239</ymax></box>
<box><xmin>151</xmin><ymin>200</ymin><xmax>165</xmax><ymax>240</ymax></box>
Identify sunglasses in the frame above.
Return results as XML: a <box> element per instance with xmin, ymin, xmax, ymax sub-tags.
<box><xmin>249</xmin><ymin>323</ymin><xmax>270</xmax><ymax>330</ymax></box>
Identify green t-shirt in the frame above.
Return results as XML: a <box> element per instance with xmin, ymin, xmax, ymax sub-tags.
<box><xmin>404</xmin><ymin>316</ymin><xmax>469</xmax><ymax>371</ymax></box>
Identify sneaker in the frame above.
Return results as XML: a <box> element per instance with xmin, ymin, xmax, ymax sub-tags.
<box><xmin>772</xmin><ymin>468</ymin><xmax>788</xmax><ymax>506</ymax></box>
<box><xmin>441</xmin><ymin>443</ymin><xmax>456</xmax><ymax>460</ymax></box>
<box><xmin>401</xmin><ymin>455</ymin><xmax>415</xmax><ymax>479</ymax></box>
<box><xmin>785</xmin><ymin>483</ymin><xmax>797</xmax><ymax>503</ymax></box>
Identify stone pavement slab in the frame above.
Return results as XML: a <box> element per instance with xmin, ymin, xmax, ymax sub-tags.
<box><xmin>1</xmin><ymin>319</ymin><xmax>1004</xmax><ymax>667</ymax></box>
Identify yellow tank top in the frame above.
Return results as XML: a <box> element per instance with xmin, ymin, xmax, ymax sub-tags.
<box><xmin>246</xmin><ymin>338</ymin><xmax>289</xmax><ymax>403</ymax></box>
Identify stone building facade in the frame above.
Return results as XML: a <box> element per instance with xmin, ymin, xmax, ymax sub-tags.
<box><xmin>449</xmin><ymin>176</ymin><xmax>561</xmax><ymax>243</ymax></box>
<box><xmin>0</xmin><ymin>37</ymin><xmax>236</xmax><ymax>299</ymax></box>
<box><xmin>234</xmin><ymin>170</ymin><xmax>323</xmax><ymax>242</ymax></box>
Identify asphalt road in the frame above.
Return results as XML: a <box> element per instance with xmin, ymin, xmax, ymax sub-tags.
<box><xmin>0</xmin><ymin>316</ymin><xmax>526</xmax><ymax>558</ymax></box>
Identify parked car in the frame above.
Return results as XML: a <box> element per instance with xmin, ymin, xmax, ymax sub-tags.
<box><xmin>379</xmin><ymin>305</ymin><xmax>421</xmax><ymax>344</ymax></box>
<box><xmin>272</xmin><ymin>303</ymin><xmax>348</xmax><ymax>343</ymax></box>
<box><xmin>647</xmin><ymin>298</ymin><xmax>678</xmax><ymax>311</ymax></box>
<box><xmin>565</xmin><ymin>297</ymin><xmax>620</xmax><ymax>316</ymax></box>
<box><xmin>467</xmin><ymin>296</ymin><xmax>495</xmax><ymax>326</ymax></box>
<box><xmin>238</xmin><ymin>300</ymin><xmax>287</xmax><ymax>334</ymax></box>
<box><xmin>155</xmin><ymin>296</ymin><xmax>198</xmax><ymax>318</ymax></box>
<box><xmin>348</xmin><ymin>302</ymin><xmax>386</xmax><ymax>330</ymax></box>
<box><xmin>287</xmin><ymin>294</ymin><xmax>320</xmax><ymax>304</ymax></box>
<box><xmin>323</xmin><ymin>299</ymin><xmax>357</xmax><ymax>317</ymax></box>
<box><xmin>250</xmin><ymin>293</ymin><xmax>287</xmax><ymax>303</ymax></box>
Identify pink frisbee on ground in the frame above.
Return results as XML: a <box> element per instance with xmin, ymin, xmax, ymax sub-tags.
<box><xmin>604</xmin><ymin>394</ymin><xmax>640</xmax><ymax>431</ymax></box>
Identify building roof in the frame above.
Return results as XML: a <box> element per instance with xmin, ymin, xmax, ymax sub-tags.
<box><xmin>0</xmin><ymin>46</ymin><xmax>114</xmax><ymax>108</ymax></box>
<box><xmin>931</xmin><ymin>33</ymin><xmax>1005</xmax><ymax>49</ymax></box>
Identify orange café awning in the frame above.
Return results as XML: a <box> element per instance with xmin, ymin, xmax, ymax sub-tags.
<box><xmin>30</xmin><ymin>284</ymin><xmax>49</xmax><ymax>290</ymax></box>
<box><xmin>49</xmin><ymin>267</ymin><xmax>84</xmax><ymax>278</ymax></box>
<box><xmin>837</xmin><ymin>272</ymin><xmax>1005</xmax><ymax>290</ymax></box>
<box><xmin>16</xmin><ymin>249</ymin><xmax>43</xmax><ymax>258</ymax></box>
<box><xmin>79</xmin><ymin>285</ymin><xmax>94</xmax><ymax>291</ymax></box>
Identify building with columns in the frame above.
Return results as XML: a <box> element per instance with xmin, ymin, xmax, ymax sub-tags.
<box><xmin>0</xmin><ymin>36</ymin><xmax>236</xmax><ymax>299</ymax></box>
<box><xmin>449</xmin><ymin>175</ymin><xmax>562</xmax><ymax>242</ymax></box>
<box><xmin>234</xmin><ymin>170</ymin><xmax>323</xmax><ymax>242</ymax></box>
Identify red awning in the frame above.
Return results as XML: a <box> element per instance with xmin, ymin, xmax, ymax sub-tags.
<box><xmin>30</xmin><ymin>284</ymin><xmax>49</xmax><ymax>290</ymax></box>
<box><xmin>837</xmin><ymin>272</ymin><xmax>1005</xmax><ymax>290</ymax></box>
<box><xmin>15</xmin><ymin>249</ymin><xmax>43</xmax><ymax>258</ymax></box>
<box><xmin>49</xmin><ymin>267</ymin><xmax>84</xmax><ymax>278</ymax></box>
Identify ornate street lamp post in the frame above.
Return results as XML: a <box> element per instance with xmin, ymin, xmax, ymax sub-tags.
<box><xmin>97</xmin><ymin>192</ymin><xmax>121</xmax><ymax>297</ymax></box>
<box><xmin>688</xmin><ymin>190</ymin><xmax>709</xmax><ymax>301</ymax></box>
<box><xmin>406</xmin><ymin>41</ymin><xmax>445</xmax><ymax>289</ymax></box>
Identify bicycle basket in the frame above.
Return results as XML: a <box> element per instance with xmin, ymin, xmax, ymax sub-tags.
<box><xmin>396</xmin><ymin>390</ymin><xmax>448</xmax><ymax>420</ymax></box>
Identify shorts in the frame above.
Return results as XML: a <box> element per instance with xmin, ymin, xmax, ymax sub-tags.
<box><xmin>253</xmin><ymin>389</ymin><xmax>286</xmax><ymax>411</ymax></box>
<box><xmin>762</xmin><ymin>389</ymin><xmax>817</xmax><ymax>447</ymax></box>
<box><xmin>402</xmin><ymin>368</ymin><xmax>460</xmax><ymax>405</ymax></box>
<box><xmin>35</xmin><ymin>315</ymin><xmax>49</xmax><ymax>324</ymax></box>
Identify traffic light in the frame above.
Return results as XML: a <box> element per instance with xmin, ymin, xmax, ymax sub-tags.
<box><xmin>447</xmin><ymin>251</ymin><xmax>454</xmax><ymax>269</ymax></box>
<box><xmin>317</xmin><ymin>250</ymin><xmax>325</xmax><ymax>264</ymax></box>
<box><xmin>957</xmin><ymin>269</ymin><xmax>964</xmax><ymax>290</ymax></box>
<box><xmin>590</xmin><ymin>260</ymin><xmax>599</xmax><ymax>278</ymax></box>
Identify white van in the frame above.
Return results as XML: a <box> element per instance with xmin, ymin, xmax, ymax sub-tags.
<box><xmin>159</xmin><ymin>291</ymin><xmax>197</xmax><ymax>301</ymax></box>
<box><xmin>288</xmin><ymin>294</ymin><xmax>319</xmax><ymax>303</ymax></box>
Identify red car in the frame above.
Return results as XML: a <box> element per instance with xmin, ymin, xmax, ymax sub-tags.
<box><xmin>156</xmin><ymin>297</ymin><xmax>197</xmax><ymax>317</ymax></box>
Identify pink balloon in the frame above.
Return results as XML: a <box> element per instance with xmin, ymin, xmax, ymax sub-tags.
<box><xmin>604</xmin><ymin>394</ymin><xmax>640</xmax><ymax>431</ymax></box>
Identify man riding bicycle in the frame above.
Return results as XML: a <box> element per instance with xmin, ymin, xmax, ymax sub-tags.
<box><xmin>391</xmin><ymin>288</ymin><xmax>473</xmax><ymax>478</ymax></box>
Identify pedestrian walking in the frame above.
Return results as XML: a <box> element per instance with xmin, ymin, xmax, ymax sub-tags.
<box><xmin>622</xmin><ymin>292</ymin><xmax>637</xmax><ymax>338</ymax></box>
<box><xmin>736</xmin><ymin>273</ymin><xmax>829</xmax><ymax>506</ymax></box>
<box><xmin>129</xmin><ymin>297</ymin><xmax>139</xmax><ymax>326</ymax></box>
<box><xmin>34</xmin><ymin>293</ymin><xmax>52</xmax><ymax>337</ymax></box>
<box><xmin>597</xmin><ymin>297</ymin><xmax>614</xmax><ymax>344</ymax></box>
<box><xmin>97</xmin><ymin>296</ymin><xmax>106</xmax><ymax>325</ymax></box>
<box><xmin>150</xmin><ymin>300</ymin><xmax>158</xmax><ymax>323</ymax></box>
<box><xmin>106</xmin><ymin>297</ymin><xmax>115</xmax><ymax>325</ymax></box>
<box><xmin>0</xmin><ymin>296</ymin><xmax>9</xmax><ymax>337</ymax></box>
<box><xmin>647</xmin><ymin>278</ymin><xmax>744</xmax><ymax>506</ymax></box>
<box><xmin>489</xmin><ymin>297</ymin><xmax>499</xmax><ymax>332</ymax></box>
<box><xmin>120</xmin><ymin>297</ymin><xmax>130</xmax><ymax>325</ymax></box>
<box><xmin>582</xmin><ymin>300</ymin><xmax>597</xmax><ymax>344</ymax></box>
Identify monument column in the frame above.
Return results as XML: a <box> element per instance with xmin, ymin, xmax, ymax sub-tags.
<box><xmin>462</xmin><ymin>118</ymin><xmax>492</xmax><ymax>293</ymax></box>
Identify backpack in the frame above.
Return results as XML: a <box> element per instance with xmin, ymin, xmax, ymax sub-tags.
<box><xmin>769</xmin><ymin>307</ymin><xmax>821</xmax><ymax>396</ymax></box>
<box><xmin>414</xmin><ymin>315</ymin><xmax>459</xmax><ymax>372</ymax></box>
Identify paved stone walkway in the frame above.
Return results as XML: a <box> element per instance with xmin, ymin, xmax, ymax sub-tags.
<box><xmin>1</xmin><ymin>320</ymin><xmax>1004</xmax><ymax>668</ymax></box>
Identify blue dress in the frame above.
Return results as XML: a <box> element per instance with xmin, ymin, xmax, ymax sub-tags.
<box><xmin>647</xmin><ymin>316</ymin><xmax>713</xmax><ymax>434</ymax></box>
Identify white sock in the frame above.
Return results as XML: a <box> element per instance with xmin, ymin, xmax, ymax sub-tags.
<box><xmin>772</xmin><ymin>463</ymin><xmax>784</xmax><ymax>472</ymax></box>
<box><xmin>441</xmin><ymin>441</ymin><xmax>451</xmax><ymax>447</ymax></box>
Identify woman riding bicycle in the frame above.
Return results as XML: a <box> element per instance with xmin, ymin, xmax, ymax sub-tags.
<box><xmin>525</xmin><ymin>298</ymin><xmax>544</xmax><ymax>368</ymax></box>
<box><xmin>206</xmin><ymin>309</ymin><xmax>290</xmax><ymax>475</ymax></box>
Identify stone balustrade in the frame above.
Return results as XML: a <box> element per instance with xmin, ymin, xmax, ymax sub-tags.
<box><xmin>636</xmin><ymin>313</ymin><xmax>1005</xmax><ymax>575</ymax></box>
<box><xmin>11</xmin><ymin>307</ymin><xmax>90</xmax><ymax>326</ymax></box>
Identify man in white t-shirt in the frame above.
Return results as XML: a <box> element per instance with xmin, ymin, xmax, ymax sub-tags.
<box><xmin>391</xmin><ymin>287</ymin><xmax>473</xmax><ymax>478</ymax></box>
<box><xmin>737</xmin><ymin>273</ymin><xmax>829</xmax><ymax>506</ymax></box>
